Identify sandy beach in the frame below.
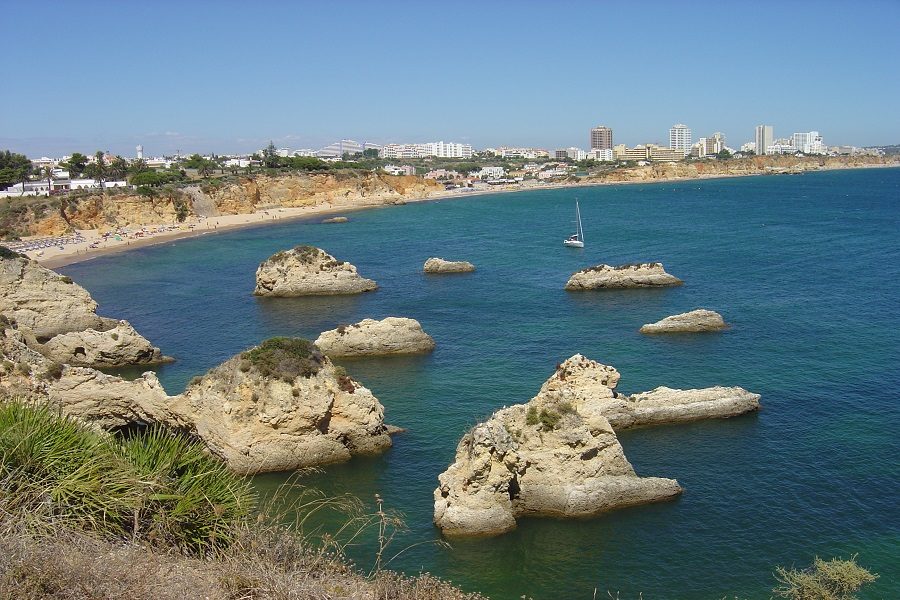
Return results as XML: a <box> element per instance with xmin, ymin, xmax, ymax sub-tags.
<box><xmin>26</xmin><ymin>162</ymin><xmax>899</xmax><ymax>270</ymax></box>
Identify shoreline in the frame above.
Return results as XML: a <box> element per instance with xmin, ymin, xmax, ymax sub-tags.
<box><xmin>35</xmin><ymin>162</ymin><xmax>899</xmax><ymax>270</ymax></box>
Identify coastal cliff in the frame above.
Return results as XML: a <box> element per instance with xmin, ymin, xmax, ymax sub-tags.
<box><xmin>11</xmin><ymin>172</ymin><xmax>442</xmax><ymax>237</ymax></box>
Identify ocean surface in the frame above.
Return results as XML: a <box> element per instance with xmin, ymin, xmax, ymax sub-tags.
<box><xmin>60</xmin><ymin>168</ymin><xmax>900</xmax><ymax>599</ymax></box>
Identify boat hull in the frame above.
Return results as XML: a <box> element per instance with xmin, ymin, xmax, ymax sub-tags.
<box><xmin>563</xmin><ymin>240</ymin><xmax>584</xmax><ymax>248</ymax></box>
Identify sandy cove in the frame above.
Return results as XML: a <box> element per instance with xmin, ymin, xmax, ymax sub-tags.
<box><xmin>32</xmin><ymin>163</ymin><xmax>900</xmax><ymax>270</ymax></box>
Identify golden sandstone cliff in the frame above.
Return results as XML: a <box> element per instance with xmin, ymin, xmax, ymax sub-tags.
<box><xmin>21</xmin><ymin>172</ymin><xmax>442</xmax><ymax>237</ymax></box>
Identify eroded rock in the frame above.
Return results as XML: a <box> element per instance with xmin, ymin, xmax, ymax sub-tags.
<box><xmin>315</xmin><ymin>317</ymin><xmax>435</xmax><ymax>357</ymax></box>
<box><xmin>564</xmin><ymin>262</ymin><xmax>682</xmax><ymax>290</ymax></box>
<box><xmin>423</xmin><ymin>258</ymin><xmax>476</xmax><ymax>274</ymax></box>
<box><xmin>640</xmin><ymin>309</ymin><xmax>727</xmax><ymax>334</ymax></box>
<box><xmin>254</xmin><ymin>246</ymin><xmax>377</xmax><ymax>297</ymax></box>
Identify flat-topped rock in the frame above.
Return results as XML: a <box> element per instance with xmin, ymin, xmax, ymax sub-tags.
<box><xmin>254</xmin><ymin>245</ymin><xmax>377</xmax><ymax>297</ymax></box>
<box><xmin>433</xmin><ymin>359</ymin><xmax>683</xmax><ymax>537</ymax></box>
<box><xmin>314</xmin><ymin>317</ymin><xmax>435</xmax><ymax>357</ymax></box>
<box><xmin>321</xmin><ymin>216</ymin><xmax>349</xmax><ymax>224</ymax></box>
<box><xmin>564</xmin><ymin>262</ymin><xmax>682</xmax><ymax>290</ymax></box>
<box><xmin>640</xmin><ymin>309</ymin><xmax>727</xmax><ymax>334</ymax></box>
<box><xmin>423</xmin><ymin>257</ymin><xmax>476</xmax><ymax>273</ymax></box>
<box><xmin>170</xmin><ymin>337</ymin><xmax>392</xmax><ymax>474</ymax></box>
<box><xmin>540</xmin><ymin>354</ymin><xmax>760</xmax><ymax>431</ymax></box>
<box><xmin>0</xmin><ymin>256</ymin><xmax>168</xmax><ymax>368</ymax></box>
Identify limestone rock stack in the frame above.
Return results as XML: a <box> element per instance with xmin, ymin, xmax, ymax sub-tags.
<box><xmin>315</xmin><ymin>317</ymin><xmax>435</xmax><ymax>357</ymax></box>
<box><xmin>433</xmin><ymin>354</ymin><xmax>760</xmax><ymax>536</ymax></box>
<box><xmin>253</xmin><ymin>246</ymin><xmax>377</xmax><ymax>296</ymax></box>
<box><xmin>564</xmin><ymin>262</ymin><xmax>682</xmax><ymax>290</ymax></box>
<box><xmin>423</xmin><ymin>258</ymin><xmax>476</xmax><ymax>274</ymax></box>
<box><xmin>640</xmin><ymin>309</ymin><xmax>728</xmax><ymax>334</ymax></box>
<box><xmin>168</xmin><ymin>338</ymin><xmax>392</xmax><ymax>474</ymax></box>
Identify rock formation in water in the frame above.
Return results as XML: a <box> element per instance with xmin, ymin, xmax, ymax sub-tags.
<box><xmin>253</xmin><ymin>246</ymin><xmax>377</xmax><ymax>297</ymax></box>
<box><xmin>314</xmin><ymin>317</ymin><xmax>435</xmax><ymax>357</ymax></box>
<box><xmin>433</xmin><ymin>354</ymin><xmax>760</xmax><ymax>536</ymax></box>
<box><xmin>321</xmin><ymin>216</ymin><xmax>349</xmax><ymax>224</ymax></box>
<box><xmin>169</xmin><ymin>338</ymin><xmax>391</xmax><ymax>474</ymax></box>
<box><xmin>640</xmin><ymin>309</ymin><xmax>727</xmax><ymax>334</ymax></box>
<box><xmin>0</xmin><ymin>256</ymin><xmax>168</xmax><ymax>367</ymax></box>
<box><xmin>423</xmin><ymin>258</ymin><xmax>476</xmax><ymax>274</ymax></box>
<box><xmin>564</xmin><ymin>262</ymin><xmax>682</xmax><ymax>290</ymax></box>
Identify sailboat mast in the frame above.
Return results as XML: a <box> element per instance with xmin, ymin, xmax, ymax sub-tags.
<box><xmin>576</xmin><ymin>201</ymin><xmax>584</xmax><ymax>242</ymax></box>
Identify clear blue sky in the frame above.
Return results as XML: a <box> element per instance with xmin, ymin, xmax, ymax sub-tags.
<box><xmin>1</xmin><ymin>0</ymin><xmax>898</xmax><ymax>157</ymax></box>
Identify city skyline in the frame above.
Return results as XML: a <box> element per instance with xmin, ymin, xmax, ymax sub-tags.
<box><xmin>1</xmin><ymin>0</ymin><xmax>898</xmax><ymax>157</ymax></box>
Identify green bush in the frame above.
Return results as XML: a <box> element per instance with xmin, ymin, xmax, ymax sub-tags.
<box><xmin>242</xmin><ymin>337</ymin><xmax>325</xmax><ymax>381</ymax></box>
<box><xmin>0</xmin><ymin>400</ymin><xmax>255</xmax><ymax>553</ymax></box>
<box><xmin>525</xmin><ymin>406</ymin><xmax>539</xmax><ymax>426</ymax></box>
<box><xmin>539</xmin><ymin>409</ymin><xmax>561</xmax><ymax>429</ymax></box>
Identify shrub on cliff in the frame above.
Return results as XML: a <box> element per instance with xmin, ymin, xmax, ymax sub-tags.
<box><xmin>773</xmin><ymin>555</ymin><xmax>877</xmax><ymax>600</ymax></box>
<box><xmin>0</xmin><ymin>246</ymin><xmax>24</xmax><ymax>260</ymax></box>
<box><xmin>0</xmin><ymin>400</ymin><xmax>254</xmax><ymax>552</ymax></box>
<box><xmin>242</xmin><ymin>337</ymin><xmax>325</xmax><ymax>381</ymax></box>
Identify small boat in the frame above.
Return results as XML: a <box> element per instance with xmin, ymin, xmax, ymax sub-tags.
<box><xmin>563</xmin><ymin>200</ymin><xmax>585</xmax><ymax>248</ymax></box>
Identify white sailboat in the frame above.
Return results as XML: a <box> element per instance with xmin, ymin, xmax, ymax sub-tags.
<box><xmin>563</xmin><ymin>200</ymin><xmax>585</xmax><ymax>248</ymax></box>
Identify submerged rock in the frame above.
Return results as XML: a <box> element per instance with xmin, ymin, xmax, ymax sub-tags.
<box><xmin>564</xmin><ymin>262</ymin><xmax>682</xmax><ymax>290</ymax></box>
<box><xmin>314</xmin><ymin>317</ymin><xmax>435</xmax><ymax>357</ymax></box>
<box><xmin>423</xmin><ymin>258</ymin><xmax>476</xmax><ymax>273</ymax></box>
<box><xmin>640</xmin><ymin>309</ymin><xmax>727</xmax><ymax>334</ymax></box>
<box><xmin>321</xmin><ymin>216</ymin><xmax>349</xmax><ymax>224</ymax></box>
<box><xmin>0</xmin><ymin>257</ymin><xmax>168</xmax><ymax>367</ymax></box>
<box><xmin>254</xmin><ymin>246</ymin><xmax>377</xmax><ymax>296</ymax></box>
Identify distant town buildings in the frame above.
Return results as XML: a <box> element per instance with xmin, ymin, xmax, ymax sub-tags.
<box><xmin>669</xmin><ymin>124</ymin><xmax>692</xmax><ymax>156</ymax></box>
<box><xmin>474</xmin><ymin>166</ymin><xmax>506</xmax><ymax>180</ymax></box>
<box><xmin>692</xmin><ymin>132</ymin><xmax>726</xmax><ymax>158</ymax></box>
<box><xmin>614</xmin><ymin>144</ymin><xmax>684</xmax><ymax>162</ymax></box>
<box><xmin>494</xmin><ymin>147</ymin><xmax>549</xmax><ymax>159</ymax></box>
<box><xmin>755</xmin><ymin>125</ymin><xmax>774</xmax><ymax>156</ymax></box>
<box><xmin>317</xmin><ymin>139</ymin><xmax>364</xmax><ymax>158</ymax></box>
<box><xmin>791</xmin><ymin>131</ymin><xmax>825</xmax><ymax>155</ymax></box>
<box><xmin>590</xmin><ymin>126</ymin><xmax>613</xmax><ymax>150</ymax></box>
<box><xmin>382</xmin><ymin>164</ymin><xmax>416</xmax><ymax>176</ymax></box>
<box><xmin>380</xmin><ymin>141</ymin><xmax>473</xmax><ymax>159</ymax></box>
<box><xmin>424</xmin><ymin>169</ymin><xmax>462</xmax><ymax>180</ymax></box>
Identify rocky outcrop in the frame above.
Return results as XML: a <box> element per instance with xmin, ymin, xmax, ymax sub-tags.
<box><xmin>0</xmin><ymin>257</ymin><xmax>168</xmax><ymax>367</ymax></box>
<box><xmin>253</xmin><ymin>246</ymin><xmax>377</xmax><ymax>297</ymax></box>
<box><xmin>315</xmin><ymin>317</ymin><xmax>435</xmax><ymax>357</ymax></box>
<box><xmin>640</xmin><ymin>309</ymin><xmax>727</xmax><ymax>334</ymax></box>
<box><xmin>1</xmin><ymin>329</ymin><xmax>392</xmax><ymax>475</ymax></box>
<box><xmin>423</xmin><ymin>258</ymin><xmax>476</xmax><ymax>274</ymax></box>
<box><xmin>321</xmin><ymin>216</ymin><xmax>349</xmax><ymax>224</ymax></box>
<box><xmin>40</xmin><ymin>321</ymin><xmax>168</xmax><ymax>367</ymax></box>
<box><xmin>540</xmin><ymin>354</ymin><xmax>760</xmax><ymax>430</ymax></box>
<box><xmin>433</xmin><ymin>354</ymin><xmax>760</xmax><ymax>536</ymax></box>
<box><xmin>169</xmin><ymin>338</ymin><xmax>391</xmax><ymax>474</ymax></box>
<box><xmin>434</xmin><ymin>361</ymin><xmax>682</xmax><ymax>536</ymax></box>
<box><xmin>564</xmin><ymin>262</ymin><xmax>682</xmax><ymax>290</ymax></box>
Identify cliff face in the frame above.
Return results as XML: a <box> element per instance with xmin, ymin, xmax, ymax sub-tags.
<box><xmin>17</xmin><ymin>172</ymin><xmax>442</xmax><ymax>237</ymax></box>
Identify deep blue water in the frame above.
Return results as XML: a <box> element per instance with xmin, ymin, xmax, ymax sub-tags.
<box><xmin>61</xmin><ymin>168</ymin><xmax>900</xmax><ymax>599</ymax></box>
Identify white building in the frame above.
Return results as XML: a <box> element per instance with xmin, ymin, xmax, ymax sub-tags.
<box><xmin>741</xmin><ymin>142</ymin><xmax>757</xmax><ymax>153</ymax></box>
<box><xmin>538</xmin><ymin>167</ymin><xmax>570</xmax><ymax>180</ymax></box>
<box><xmin>755</xmin><ymin>125</ymin><xmax>774</xmax><ymax>155</ymax></box>
<box><xmin>791</xmin><ymin>131</ymin><xmax>825</xmax><ymax>155</ymax></box>
<box><xmin>380</xmin><ymin>141</ymin><xmax>473</xmax><ymax>159</ymax></box>
<box><xmin>317</xmin><ymin>139</ymin><xmax>363</xmax><ymax>158</ymax></box>
<box><xmin>669</xmin><ymin>124</ymin><xmax>692</xmax><ymax>156</ymax></box>
<box><xmin>474</xmin><ymin>166</ymin><xmax>506</xmax><ymax>180</ymax></box>
<box><xmin>382</xmin><ymin>164</ymin><xmax>416</xmax><ymax>176</ymax></box>
<box><xmin>588</xmin><ymin>148</ymin><xmax>613</xmax><ymax>161</ymax></box>
<box><xmin>766</xmin><ymin>139</ymin><xmax>796</xmax><ymax>155</ymax></box>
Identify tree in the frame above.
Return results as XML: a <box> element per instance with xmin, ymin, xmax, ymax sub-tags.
<box><xmin>62</xmin><ymin>152</ymin><xmax>88</xmax><ymax>177</ymax></box>
<box><xmin>198</xmin><ymin>159</ymin><xmax>213</xmax><ymax>178</ymax></box>
<box><xmin>262</xmin><ymin>141</ymin><xmax>279</xmax><ymax>169</ymax></box>
<box><xmin>108</xmin><ymin>156</ymin><xmax>129</xmax><ymax>181</ymax></box>
<box><xmin>773</xmin><ymin>555</ymin><xmax>877</xmax><ymax>600</ymax></box>
<box><xmin>182</xmin><ymin>154</ymin><xmax>206</xmax><ymax>170</ymax></box>
<box><xmin>0</xmin><ymin>150</ymin><xmax>32</xmax><ymax>190</ymax></box>
<box><xmin>43</xmin><ymin>166</ymin><xmax>53</xmax><ymax>195</ymax></box>
<box><xmin>363</xmin><ymin>148</ymin><xmax>379</xmax><ymax>159</ymax></box>
<box><xmin>83</xmin><ymin>151</ymin><xmax>107</xmax><ymax>189</ymax></box>
<box><xmin>128</xmin><ymin>158</ymin><xmax>148</xmax><ymax>176</ymax></box>
<box><xmin>717</xmin><ymin>149</ymin><xmax>733</xmax><ymax>160</ymax></box>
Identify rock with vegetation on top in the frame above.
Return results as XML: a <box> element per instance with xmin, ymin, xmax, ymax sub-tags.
<box><xmin>253</xmin><ymin>246</ymin><xmax>377</xmax><ymax>297</ymax></box>
<box><xmin>0</xmin><ymin>256</ymin><xmax>168</xmax><ymax>367</ymax></box>
<box><xmin>564</xmin><ymin>262</ymin><xmax>682</xmax><ymax>290</ymax></box>
<box><xmin>433</xmin><ymin>353</ymin><xmax>761</xmax><ymax>536</ymax></box>
<box><xmin>314</xmin><ymin>317</ymin><xmax>435</xmax><ymax>357</ymax></box>
<box><xmin>321</xmin><ymin>216</ymin><xmax>349</xmax><ymax>224</ymax></box>
<box><xmin>171</xmin><ymin>338</ymin><xmax>392</xmax><ymax>474</ymax></box>
<box><xmin>639</xmin><ymin>309</ymin><xmax>727</xmax><ymax>334</ymax></box>
<box><xmin>423</xmin><ymin>257</ymin><xmax>476</xmax><ymax>273</ymax></box>
<box><xmin>434</xmin><ymin>366</ymin><xmax>682</xmax><ymax>536</ymax></box>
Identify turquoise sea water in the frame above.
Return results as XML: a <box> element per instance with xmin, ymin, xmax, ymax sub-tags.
<box><xmin>61</xmin><ymin>168</ymin><xmax>899</xmax><ymax>599</ymax></box>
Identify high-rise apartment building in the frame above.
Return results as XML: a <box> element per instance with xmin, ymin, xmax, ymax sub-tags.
<box><xmin>755</xmin><ymin>125</ymin><xmax>774</xmax><ymax>155</ymax></box>
<box><xmin>668</xmin><ymin>124</ymin><xmax>692</xmax><ymax>155</ymax></box>
<box><xmin>590</xmin><ymin>126</ymin><xmax>613</xmax><ymax>150</ymax></box>
<box><xmin>791</xmin><ymin>131</ymin><xmax>825</xmax><ymax>154</ymax></box>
